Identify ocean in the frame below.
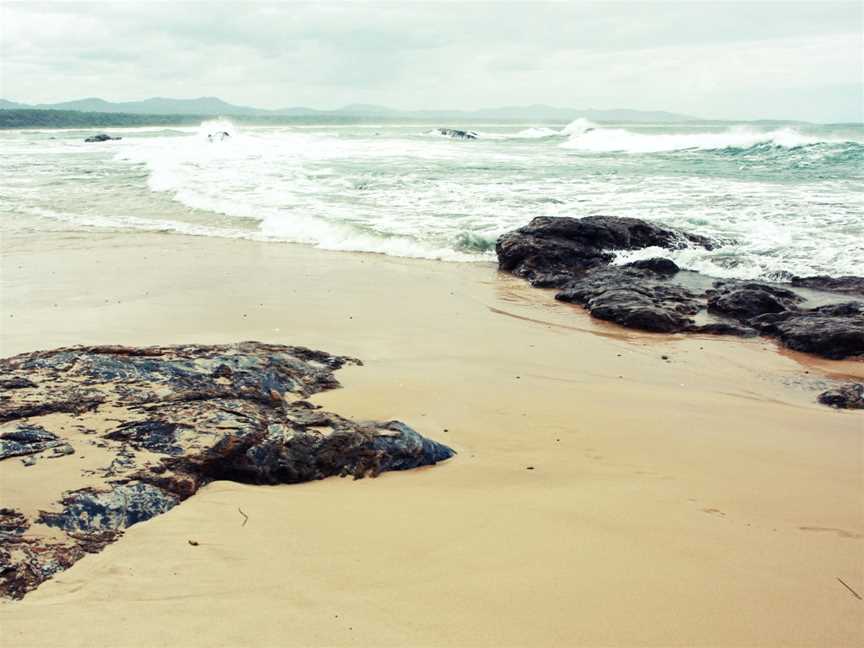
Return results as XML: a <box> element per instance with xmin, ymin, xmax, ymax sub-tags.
<box><xmin>2</xmin><ymin>118</ymin><xmax>862</xmax><ymax>280</ymax></box>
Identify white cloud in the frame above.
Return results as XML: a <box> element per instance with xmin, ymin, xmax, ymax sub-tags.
<box><xmin>0</xmin><ymin>1</ymin><xmax>861</xmax><ymax>120</ymax></box>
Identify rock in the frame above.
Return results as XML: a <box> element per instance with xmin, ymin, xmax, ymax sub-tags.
<box><xmin>39</xmin><ymin>483</ymin><xmax>179</xmax><ymax>533</ymax></box>
<box><xmin>0</xmin><ymin>377</ymin><xmax>35</xmax><ymax>389</ymax></box>
<box><xmin>749</xmin><ymin>302</ymin><xmax>864</xmax><ymax>359</ymax></box>
<box><xmin>83</xmin><ymin>133</ymin><xmax>121</xmax><ymax>143</ymax></box>
<box><xmin>0</xmin><ymin>508</ymin><xmax>28</xmax><ymax>537</ymax></box>
<box><xmin>791</xmin><ymin>275</ymin><xmax>864</xmax><ymax>297</ymax></box>
<box><xmin>49</xmin><ymin>443</ymin><xmax>75</xmax><ymax>457</ymax></box>
<box><xmin>555</xmin><ymin>266</ymin><xmax>701</xmax><ymax>333</ymax></box>
<box><xmin>0</xmin><ymin>509</ymin><xmax>78</xmax><ymax>600</ymax></box>
<box><xmin>0</xmin><ymin>424</ymin><xmax>64</xmax><ymax>460</ymax></box>
<box><xmin>495</xmin><ymin>216</ymin><xmax>862</xmax><ymax>363</ymax></box>
<box><xmin>624</xmin><ymin>257</ymin><xmax>680</xmax><ymax>275</ymax></box>
<box><xmin>686</xmin><ymin>322</ymin><xmax>758</xmax><ymax>337</ymax></box>
<box><xmin>105</xmin><ymin>420</ymin><xmax>192</xmax><ymax>456</ymax></box>
<box><xmin>818</xmin><ymin>383</ymin><xmax>864</xmax><ymax>409</ymax></box>
<box><xmin>436</xmin><ymin>128</ymin><xmax>478</xmax><ymax>140</ymax></box>
<box><xmin>588</xmin><ymin>293</ymin><xmax>693</xmax><ymax>332</ymax></box>
<box><xmin>1</xmin><ymin>425</ymin><xmax>57</xmax><ymax>444</ymax></box>
<box><xmin>21</xmin><ymin>455</ymin><xmax>37</xmax><ymax>467</ymax></box>
<box><xmin>0</xmin><ymin>342</ymin><xmax>454</xmax><ymax>598</ymax></box>
<box><xmin>156</xmin><ymin>416</ymin><xmax>456</xmax><ymax>488</ymax></box>
<box><xmin>0</xmin><ymin>535</ymin><xmax>87</xmax><ymax>600</ymax></box>
<box><xmin>496</xmin><ymin>216</ymin><xmax>713</xmax><ymax>287</ymax></box>
<box><xmin>707</xmin><ymin>281</ymin><xmax>803</xmax><ymax>320</ymax></box>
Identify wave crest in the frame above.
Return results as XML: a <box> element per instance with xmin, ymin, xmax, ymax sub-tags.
<box><xmin>561</xmin><ymin>118</ymin><xmax>598</xmax><ymax>136</ymax></box>
<box><xmin>560</xmin><ymin>124</ymin><xmax>860</xmax><ymax>154</ymax></box>
<box><xmin>511</xmin><ymin>127</ymin><xmax>561</xmax><ymax>139</ymax></box>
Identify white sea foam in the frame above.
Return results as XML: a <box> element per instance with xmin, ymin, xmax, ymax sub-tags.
<box><xmin>198</xmin><ymin>118</ymin><xmax>238</xmax><ymax>141</ymax></box>
<box><xmin>17</xmin><ymin>204</ymin><xmax>252</xmax><ymax>240</ymax></box>
<box><xmin>3</xmin><ymin>119</ymin><xmax>860</xmax><ymax>279</ymax></box>
<box><xmin>511</xmin><ymin>127</ymin><xmax>561</xmax><ymax>139</ymax></box>
<box><xmin>110</xmin><ymin>127</ymin><xmax>496</xmax><ymax>260</ymax></box>
<box><xmin>561</xmin><ymin>118</ymin><xmax>598</xmax><ymax>136</ymax></box>
<box><xmin>560</xmin><ymin>124</ymin><xmax>854</xmax><ymax>153</ymax></box>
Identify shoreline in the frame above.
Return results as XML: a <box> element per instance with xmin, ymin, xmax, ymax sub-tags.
<box><xmin>1</xmin><ymin>230</ymin><xmax>862</xmax><ymax>647</ymax></box>
<box><xmin>3</xmin><ymin>228</ymin><xmax>862</xmax><ymax>369</ymax></box>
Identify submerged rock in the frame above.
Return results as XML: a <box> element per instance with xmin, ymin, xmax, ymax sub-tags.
<box><xmin>0</xmin><ymin>342</ymin><xmax>454</xmax><ymax>598</ymax></box>
<box><xmin>791</xmin><ymin>275</ymin><xmax>864</xmax><ymax>297</ymax></box>
<box><xmin>83</xmin><ymin>133</ymin><xmax>121</xmax><ymax>143</ymax></box>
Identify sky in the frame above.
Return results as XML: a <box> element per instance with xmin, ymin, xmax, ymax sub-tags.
<box><xmin>1</xmin><ymin>1</ymin><xmax>862</xmax><ymax>122</ymax></box>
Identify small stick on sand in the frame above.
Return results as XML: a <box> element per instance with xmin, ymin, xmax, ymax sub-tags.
<box><xmin>238</xmin><ymin>507</ymin><xmax>249</xmax><ymax>527</ymax></box>
<box><xmin>837</xmin><ymin>577</ymin><xmax>862</xmax><ymax>600</ymax></box>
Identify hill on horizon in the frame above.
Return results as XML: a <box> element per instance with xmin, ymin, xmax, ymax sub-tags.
<box><xmin>0</xmin><ymin>96</ymin><xmax>699</xmax><ymax>123</ymax></box>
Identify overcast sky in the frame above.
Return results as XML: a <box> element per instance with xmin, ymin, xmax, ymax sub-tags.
<box><xmin>1</xmin><ymin>1</ymin><xmax>861</xmax><ymax>122</ymax></box>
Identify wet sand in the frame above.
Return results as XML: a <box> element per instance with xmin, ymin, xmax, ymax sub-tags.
<box><xmin>1</xmin><ymin>231</ymin><xmax>862</xmax><ymax>647</ymax></box>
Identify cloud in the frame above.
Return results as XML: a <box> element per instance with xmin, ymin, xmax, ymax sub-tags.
<box><xmin>1</xmin><ymin>1</ymin><xmax>861</xmax><ymax>120</ymax></box>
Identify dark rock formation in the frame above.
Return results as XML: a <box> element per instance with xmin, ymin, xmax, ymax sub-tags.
<box><xmin>0</xmin><ymin>342</ymin><xmax>454</xmax><ymax>599</ymax></box>
<box><xmin>749</xmin><ymin>302</ymin><xmax>864</xmax><ymax>359</ymax></box>
<box><xmin>83</xmin><ymin>133</ymin><xmax>121</xmax><ymax>143</ymax></box>
<box><xmin>555</xmin><ymin>266</ymin><xmax>701</xmax><ymax>333</ymax></box>
<box><xmin>0</xmin><ymin>377</ymin><xmax>35</xmax><ymax>389</ymax></box>
<box><xmin>0</xmin><ymin>424</ymin><xmax>65</xmax><ymax>460</ymax></box>
<box><xmin>624</xmin><ymin>257</ymin><xmax>680</xmax><ymax>276</ymax></box>
<box><xmin>687</xmin><ymin>322</ymin><xmax>758</xmax><ymax>338</ymax></box>
<box><xmin>705</xmin><ymin>284</ymin><xmax>863</xmax><ymax>358</ymax></box>
<box><xmin>0</xmin><ymin>508</ymin><xmax>28</xmax><ymax>536</ymax></box>
<box><xmin>0</xmin><ymin>504</ymin><xmax>94</xmax><ymax>600</ymax></box>
<box><xmin>496</xmin><ymin>215</ymin><xmax>713</xmax><ymax>287</ymax></box>
<box><xmin>496</xmin><ymin>216</ymin><xmax>864</xmax><ymax>361</ymax></box>
<box><xmin>40</xmin><ymin>484</ymin><xmax>181</xmax><ymax>533</ymax></box>
<box><xmin>791</xmin><ymin>275</ymin><xmax>864</xmax><ymax>297</ymax></box>
<box><xmin>818</xmin><ymin>383</ymin><xmax>864</xmax><ymax>409</ymax></box>
<box><xmin>436</xmin><ymin>128</ymin><xmax>478</xmax><ymax>140</ymax></box>
<box><xmin>707</xmin><ymin>282</ymin><xmax>803</xmax><ymax>320</ymax></box>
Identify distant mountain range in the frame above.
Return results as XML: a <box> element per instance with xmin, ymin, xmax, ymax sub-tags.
<box><xmin>0</xmin><ymin>96</ymin><xmax>698</xmax><ymax>122</ymax></box>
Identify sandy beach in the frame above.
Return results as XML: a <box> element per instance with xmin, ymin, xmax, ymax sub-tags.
<box><xmin>1</xmin><ymin>230</ymin><xmax>862</xmax><ymax>647</ymax></box>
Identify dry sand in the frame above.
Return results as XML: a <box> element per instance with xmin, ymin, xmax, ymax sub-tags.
<box><xmin>1</xmin><ymin>231</ymin><xmax>862</xmax><ymax>647</ymax></box>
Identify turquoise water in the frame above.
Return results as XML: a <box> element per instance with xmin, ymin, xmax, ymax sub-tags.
<box><xmin>1</xmin><ymin>119</ymin><xmax>862</xmax><ymax>279</ymax></box>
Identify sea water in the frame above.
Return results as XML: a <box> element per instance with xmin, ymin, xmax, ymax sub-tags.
<box><xmin>1</xmin><ymin>118</ymin><xmax>862</xmax><ymax>280</ymax></box>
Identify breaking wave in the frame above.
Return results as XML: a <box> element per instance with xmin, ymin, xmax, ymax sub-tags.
<box><xmin>561</xmin><ymin>118</ymin><xmax>598</xmax><ymax>136</ymax></box>
<box><xmin>560</xmin><ymin>123</ymin><xmax>862</xmax><ymax>154</ymax></box>
<box><xmin>4</xmin><ymin>117</ymin><xmax>860</xmax><ymax>279</ymax></box>
<box><xmin>510</xmin><ymin>127</ymin><xmax>561</xmax><ymax>139</ymax></box>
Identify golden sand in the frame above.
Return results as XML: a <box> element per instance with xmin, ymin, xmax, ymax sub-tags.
<box><xmin>1</xmin><ymin>232</ymin><xmax>861</xmax><ymax>647</ymax></box>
